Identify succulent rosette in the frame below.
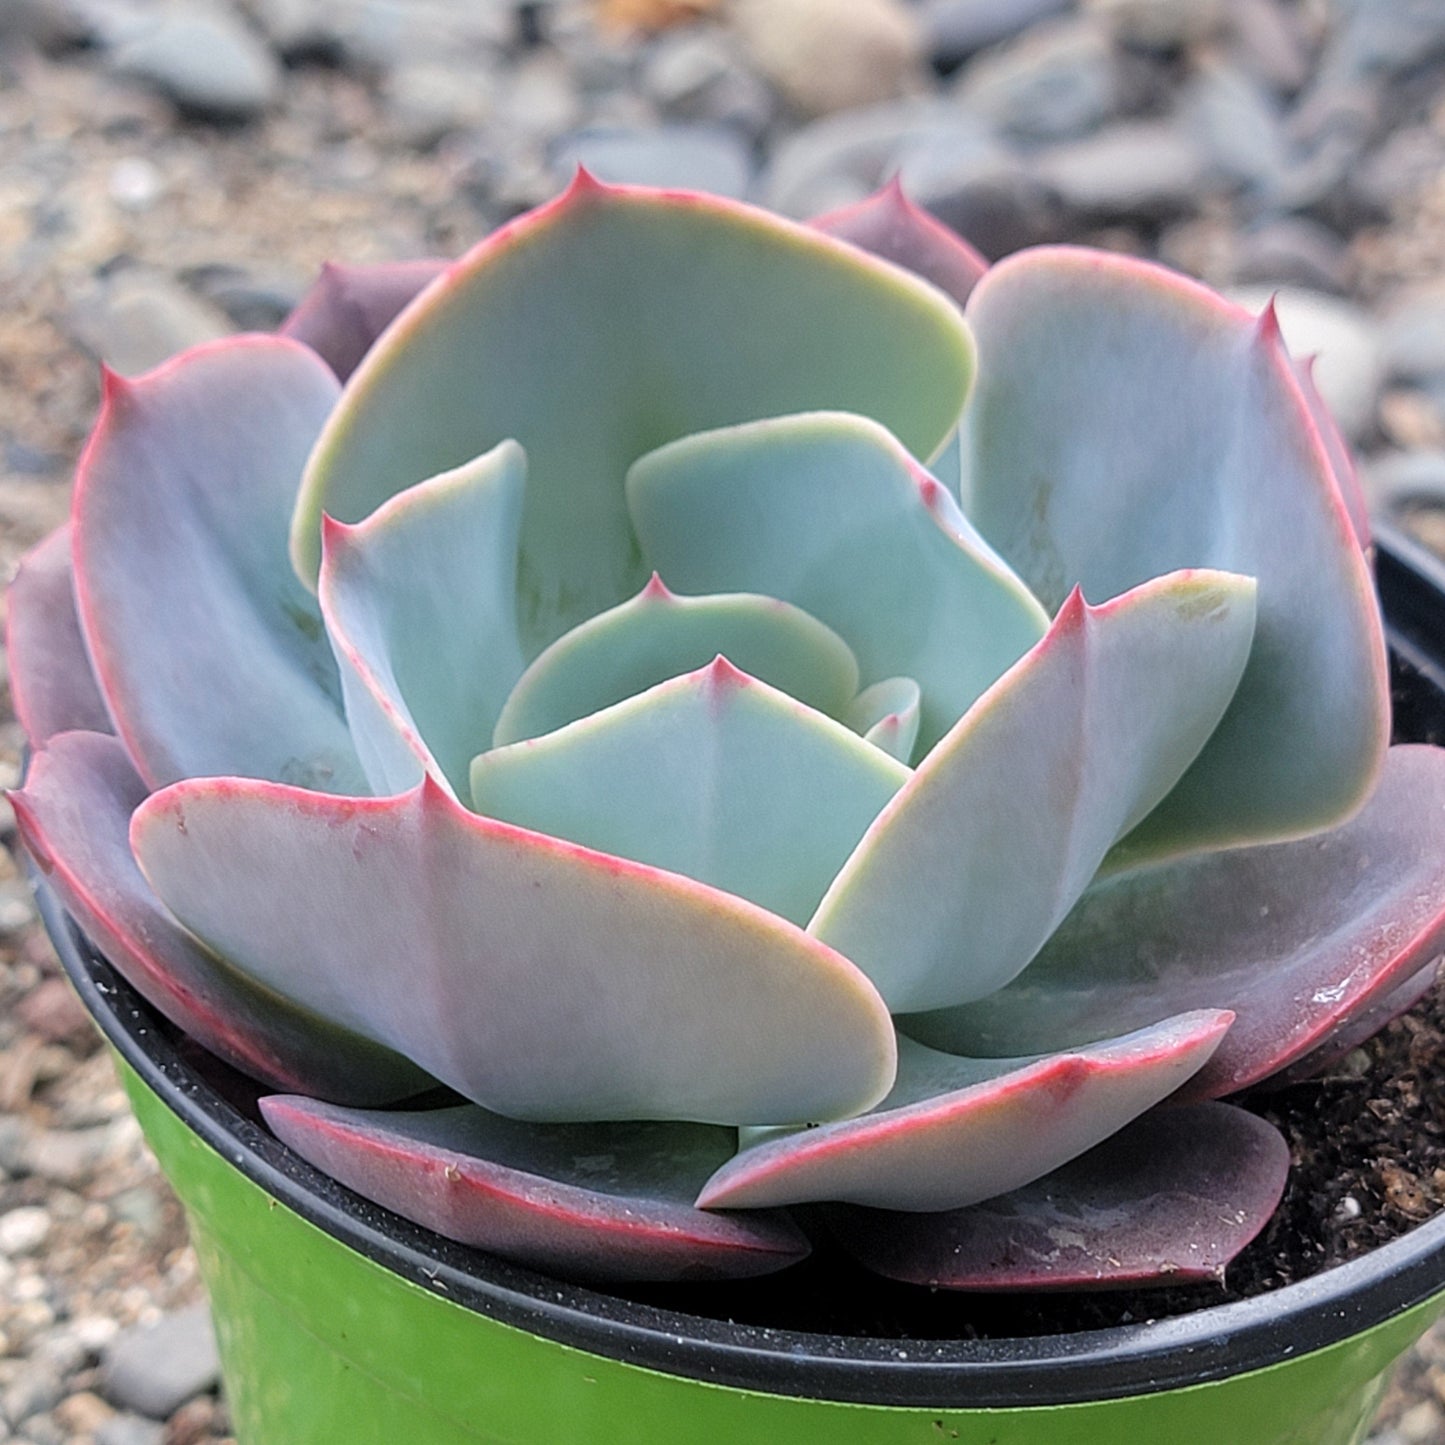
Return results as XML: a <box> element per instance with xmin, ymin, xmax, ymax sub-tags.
<box><xmin>14</xmin><ymin>175</ymin><xmax>1445</xmax><ymax>1291</ymax></box>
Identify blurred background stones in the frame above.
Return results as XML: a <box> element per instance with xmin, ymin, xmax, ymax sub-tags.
<box><xmin>0</xmin><ymin>2</ymin><xmax>1442</xmax><ymax>1440</ymax></box>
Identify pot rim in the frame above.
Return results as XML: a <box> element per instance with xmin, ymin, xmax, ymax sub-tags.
<box><xmin>34</xmin><ymin>522</ymin><xmax>1445</xmax><ymax>1411</ymax></box>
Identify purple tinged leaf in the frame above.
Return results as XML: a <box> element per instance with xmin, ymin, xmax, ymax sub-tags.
<box><xmin>695</xmin><ymin>1012</ymin><xmax>1230</xmax><ymax>1213</ymax></box>
<box><xmin>260</xmin><ymin>1095</ymin><xmax>809</xmax><ymax>1284</ymax></box>
<box><xmin>963</xmin><ymin>250</ymin><xmax>1388</xmax><ymax>860</ymax></box>
<box><xmin>71</xmin><ymin>337</ymin><xmax>366</xmax><ymax>794</ymax></box>
<box><xmin>909</xmin><ymin>746</ymin><xmax>1445</xmax><ymax>1100</ymax></box>
<box><xmin>6</xmin><ymin>527</ymin><xmax>113</xmax><ymax>747</ymax></box>
<box><xmin>1259</xmin><ymin>959</ymin><xmax>1441</xmax><ymax>1090</ymax></box>
<box><xmin>319</xmin><ymin>441</ymin><xmax>527</xmax><ymax>798</ymax></box>
<box><xmin>810</xmin><ymin>570</ymin><xmax>1257</xmax><ymax>1013</ymax></box>
<box><xmin>811</xmin><ymin>179</ymin><xmax>988</xmax><ymax>308</ymax></box>
<box><xmin>828</xmin><ymin>1102</ymin><xmax>1289</xmax><ymax>1291</ymax></box>
<box><xmin>131</xmin><ymin>774</ymin><xmax>897</xmax><ymax>1126</ymax></box>
<box><xmin>281</xmin><ymin>259</ymin><xmax>448</xmax><ymax>382</ymax></box>
<box><xmin>11</xmin><ymin>732</ymin><xmax>429</xmax><ymax>1104</ymax></box>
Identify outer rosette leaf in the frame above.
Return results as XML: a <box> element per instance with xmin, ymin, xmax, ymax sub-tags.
<box><xmin>697</xmin><ymin>1012</ymin><xmax>1230</xmax><ymax>1212</ymax></box>
<box><xmin>293</xmin><ymin>176</ymin><xmax>976</xmax><ymax>653</ymax></box>
<box><xmin>131</xmin><ymin>775</ymin><xmax>896</xmax><ymax>1126</ymax></box>
<box><xmin>810</xmin><ymin>570</ymin><xmax>1257</xmax><ymax>1013</ymax></box>
<box><xmin>628</xmin><ymin>411</ymin><xmax>1048</xmax><ymax>756</ymax></box>
<box><xmin>491</xmin><ymin>574</ymin><xmax>860</xmax><ymax>747</ymax></box>
<box><xmin>472</xmin><ymin>658</ymin><xmax>909</xmax><ymax>928</ymax></box>
<box><xmin>963</xmin><ymin>249</ymin><xmax>1388</xmax><ymax>859</ymax></box>
<box><xmin>261</xmin><ymin>1096</ymin><xmax>809</xmax><ymax>1284</ymax></box>
<box><xmin>281</xmin><ymin>259</ymin><xmax>447</xmax><ymax>382</ymax></box>
<box><xmin>909</xmin><ymin>746</ymin><xmax>1445</xmax><ymax>1100</ymax></box>
<box><xmin>828</xmin><ymin>1102</ymin><xmax>1289</xmax><ymax>1290</ymax></box>
<box><xmin>6</xmin><ymin>527</ymin><xmax>113</xmax><ymax>747</ymax></box>
<box><xmin>318</xmin><ymin>441</ymin><xmax>527</xmax><ymax>798</ymax></box>
<box><xmin>71</xmin><ymin>337</ymin><xmax>366</xmax><ymax>793</ymax></box>
<box><xmin>12</xmin><ymin>732</ymin><xmax>428</xmax><ymax>1104</ymax></box>
<box><xmin>811</xmin><ymin>180</ymin><xmax>987</xmax><ymax>308</ymax></box>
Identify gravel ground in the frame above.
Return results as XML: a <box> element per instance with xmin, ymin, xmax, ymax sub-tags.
<box><xmin>1</xmin><ymin>1</ymin><xmax>1444</xmax><ymax>1440</ymax></box>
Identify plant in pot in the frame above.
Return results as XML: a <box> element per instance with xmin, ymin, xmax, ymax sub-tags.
<box><xmin>12</xmin><ymin>175</ymin><xmax>1445</xmax><ymax>1444</ymax></box>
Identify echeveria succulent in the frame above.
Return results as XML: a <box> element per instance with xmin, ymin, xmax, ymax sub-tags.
<box><xmin>14</xmin><ymin>175</ymin><xmax>1445</xmax><ymax>1292</ymax></box>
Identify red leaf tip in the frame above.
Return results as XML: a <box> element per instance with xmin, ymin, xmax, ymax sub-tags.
<box><xmin>702</xmin><ymin>654</ymin><xmax>749</xmax><ymax>690</ymax></box>
<box><xmin>1254</xmin><ymin>295</ymin><xmax>1284</xmax><ymax>351</ymax></box>
<box><xmin>640</xmin><ymin>571</ymin><xmax>674</xmax><ymax>602</ymax></box>
<box><xmin>98</xmin><ymin>363</ymin><xmax>134</xmax><ymax>409</ymax></box>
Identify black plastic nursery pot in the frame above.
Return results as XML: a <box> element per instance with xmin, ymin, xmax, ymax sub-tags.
<box><xmin>31</xmin><ymin>521</ymin><xmax>1445</xmax><ymax>1445</ymax></box>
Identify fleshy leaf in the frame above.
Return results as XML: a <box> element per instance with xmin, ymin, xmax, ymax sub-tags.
<box><xmin>473</xmin><ymin>659</ymin><xmax>909</xmax><ymax>928</ymax></box>
<box><xmin>71</xmin><ymin>337</ymin><xmax>366</xmax><ymax>793</ymax></box>
<box><xmin>696</xmin><ymin>1013</ymin><xmax>1230</xmax><ymax>1212</ymax></box>
<box><xmin>281</xmin><ymin>259</ymin><xmax>448</xmax><ymax>382</ymax></box>
<box><xmin>1296</xmin><ymin>352</ymin><xmax>1369</xmax><ymax>547</ymax></box>
<box><xmin>12</xmin><ymin>732</ymin><xmax>427</xmax><ymax>1104</ymax></box>
<box><xmin>132</xmin><ymin>775</ymin><xmax>896</xmax><ymax>1125</ymax></box>
<box><xmin>628</xmin><ymin>411</ymin><xmax>1048</xmax><ymax>756</ymax></box>
<box><xmin>828</xmin><ymin>1102</ymin><xmax>1288</xmax><ymax>1290</ymax></box>
<box><xmin>318</xmin><ymin>441</ymin><xmax>527</xmax><ymax>798</ymax></box>
<box><xmin>1261</xmin><ymin>960</ymin><xmax>1440</xmax><ymax>1090</ymax></box>
<box><xmin>293</xmin><ymin>176</ymin><xmax>976</xmax><ymax>654</ymax></box>
<box><xmin>810</xmin><ymin>571</ymin><xmax>1258</xmax><ymax>1013</ymax></box>
<box><xmin>261</xmin><ymin>1096</ymin><xmax>808</xmax><ymax>1284</ymax></box>
<box><xmin>908</xmin><ymin>746</ymin><xmax>1445</xmax><ymax>1100</ymax></box>
<box><xmin>492</xmin><ymin>574</ymin><xmax>860</xmax><ymax>747</ymax></box>
<box><xmin>810</xmin><ymin>180</ymin><xmax>987</xmax><ymax>308</ymax></box>
<box><xmin>963</xmin><ymin>251</ymin><xmax>1388</xmax><ymax>858</ymax></box>
<box><xmin>845</xmin><ymin>677</ymin><xmax>921</xmax><ymax>764</ymax></box>
<box><xmin>6</xmin><ymin>526</ymin><xmax>113</xmax><ymax>747</ymax></box>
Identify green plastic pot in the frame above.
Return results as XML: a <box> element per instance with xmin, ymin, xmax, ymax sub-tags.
<box><xmin>34</xmin><ymin>525</ymin><xmax>1445</xmax><ymax>1445</ymax></box>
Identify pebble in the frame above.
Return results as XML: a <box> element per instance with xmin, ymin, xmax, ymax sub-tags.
<box><xmin>1363</xmin><ymin>451</ymin><xmax>1445</xmax><ymax>513</ymax></box>
<box><xmin>1182</xmin><ymin>55</ymin><xmax>1291</xmax><ymax>199</ymax></box>
<box><xmin>0</xmin><ymin>1208</ymin><xmax>51</xmax><ymax>1258</ymax></box>
<box><xmin>110</xmin><ymin>8</ymin><xmax>281</xmax><ymax>122</ymax></box>
<box><xmin>1084</xmin><ymin>0</ymin><xmax>1228</xmax><ymax>52</ymax></box>
<box><xmin>919</xmin><ymin>0</ymin><xmax>1072</xmax><ymax>71</ymax></box>
<box><xmin>385</xmin><ymin>60</ymin><xmax>498</xmax><ymax>148</ymax></box>
<box><xmin>952</xmin><ymin>17</ymin><xmax>1120</xmax><ymax>141</ymax></box>
<box><xmin>641</xmin><ymin>25</ymin><xmax>777</xmax><ymax>137</ymax></box>
<box><xmin>731</xmin><ymin>0</ymin><xmax>926</xmax><ymax>118</ymax></box>
<box><xmin>1035</xmin><ymin>120</ymin><xmax>1208</xmax><ymax>219</ymax></box>
<box><xmin>552</xmin><ymin>124</ymin><xmax>753</xmax><ymax>197</ymax></box>
<box><xmin>1379</xmin><ymin>285</ymin><xmax>1445</xmax><ymax>387</ymax></box>
<box><xmin>1231</xmin><ymin>217</ymin><xmax>1354</xmax><ymax>294</ymax></box>
<box><xmin>66</xmin><ymin>271</ymin><xmax>233</xmax><ymax>377</ymax></box>
<box><xmin>94</xmin><ymin>1416</ymin><xmax>165</xmax><ymax>1445</ymax></box>
<box><xmin>1225</xmin><ymin>0</ymin><xmax>1310</xmax><ymax>96</ymax></box>
<box><xmin>1227</xmin><ymin>284</ymin><xmax>1384</xmax><ymax>442</ymax></box>
<box><xmin>99</xmin><ymin>1303</ymin><xmax>220</xmax><ymax>1421</ymax></box>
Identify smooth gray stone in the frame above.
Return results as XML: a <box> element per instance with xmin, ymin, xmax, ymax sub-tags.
<box><xmin>642</xmin><ymin>25</ymin><xmax>777</xmax><ymax>139</ymax></box>
<box><xmin>952</xmin><ymin>17</ymin><xmax>1119</xmax><ymax>142</ymax></box>
<box><xmin>1035</xmin><ymin>120</ymin><xmax>1209</xmax><ymax>219</ymax></box>
<box><xmin>66</xmin><ymin>270</ymin><xmax>232</xmax><ymax>377</ymax></box>
<box><xmin>99</xmin><ymin>1303</ymin><xmax>220</xmax><ymax>1420</ymax></box>
<box><xmin>1182</xmin><ymin>55</ymin><xmax>1292</xmax><ymax>197</ymax></box>
<box><xmin>1380</xmin><ymin>287</ymin><xmax>1445</xmax><ymax>386</ymax></box>
<box><xmin>95</xmin><ymin>1417</ymin><xmax>166</xmax><ymax>1445</ymax></box>
<box><xmin>112</xmin><ymin>9</ymin><xmax>280</xmax><ymax>121</ymax></box>
<box><xmin>1233</xmin><ymin>217</ymin><xmax>1354</xmax><ymax>294</ymax></box>
<box><xmin>919</xmin><ymin>0</ymin><xmax>1072</xmax><ymax>70</ymax></box>
<box><xmin>551</xmin><ymin>125</ymin><xmax>753</xmax><ymax>199</ymax></box>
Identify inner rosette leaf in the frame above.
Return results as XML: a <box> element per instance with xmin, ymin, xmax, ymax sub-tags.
<box><xmin>472</xmin><ymin>658</ymin><xmax>909</xmax><ymax>928</ymax></box>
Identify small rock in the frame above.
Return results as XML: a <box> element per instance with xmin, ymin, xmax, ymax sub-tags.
<box><xmin>111</xmin><ymin>8</ymin><xmax>281</xmax><ymax>122</ymax></box>
<box><xmin>1228</xmin><ymin>285</ymin><xmax>1384</xmax><ymax>442</ymax></box>
<box><xmin>501</xmin><ymin>48</ymin><xmax>583</xmax><ymax>141</ymax></box>
<box><xmin>731</xmin><ymin>0</ymin><xmax>926</xmax><ymax>118</ymax></box>
<box><xmin>1350</xmin><ymin>125</ymin><xmax>1445</xmax><ymax>214</ymax></box>
<box><xmin>52</xmin><ymin>1390</ymin><xmax>116</xmax><ymax>1435</ymax></box>
<box><xmin>385</xmin><ymin>60</ymin><xmax>498</xmax><ymax>148</ymax></box>
<box><xmin>952</xmin><ymin>17</ymin><xmax>1119</xmax><ymax>142</ymax></box>
<box><xmin>1036</xmin><ymin>120</ymin><xmax>1208</xmax><ymax>220</ymax></box>
<box><xmin>95</xmin><ymin>1415</ymin><xmax>166</xmax><ymax>1445</ymax></box>
<box><xmin>107</xmin><ymin>155</ymin><xmax>165</xmax><ymax>212</ymax></box>
<box><xmin>1182</xmin><ymin>55</ymin><xmax>1292</xmax><ymax>198</ymax></box>
<box><xmin>918</xmin><ymin>0</ymin><xmax>1072</xmax><ymax>71</ymax></box>
<box><xmin>66</xmin><ymin>270</ymin><xmax>233</xmax><ymax>377</ymax></box>
<box><xmin>99</xmin><ymin>1304</ymin><xmax>221</xmax><ymax>1420</ymax></box>
<box><xmin>1232</xmin><ymin>217</ymin><xmax>1354</xmax><ymax>294</ymax></box>
<box><xmin>1397</xmin><ymin>1397</ymin><xmax>1445</xmax><ymax>1444</ymax></box>
<box><xmin>1378</xmin><ymin>391</ymin><xmax>1445</xmax><ymax>452</ymax></box>
<box><xmin>2</xmin><ymin>1363</ymin><xmax>64</xmax><ymax>1425</ymax></box>
<box><xmin>1084</xmin><ymin>0</ymin><xmax>1228</xmax><ymax>51</ymax></box>
<box><xmin>1380</xmin><ymin>285</ymin><xmax>1445</xmax><ymax>387</ymax></box>
<box><xmin>20</xmin><ymin>1124</ymin><xmax>121</xmax><ymax>1186</ymax></box>
<box><xmin>0</xmin><ymin>1207</ymin><xmax>51</xmax><ymax>1257</ymax></box>
<box><xmin>1225</xmin><ymin>0</ymin><xmax>1311</xmax><ymax>95</ymax></box>
<box><xmin>182</xmin><ymin>263</ymin><xmax>306</xmax><ymax>331</ymax></box>
<box><xmin>552</xmin><ymin>124</ymin><xmax>753</xmax><ymax>197</ymax></box>
<box><xmin>1319</xmin><ymin>0</ymin><xmax>1445</xmax><ymax>83</ymax></box>
<box><xmin>14</xmin><ymin>978</ymin><xmax>95</xmax><ymax>1049</ymax></box>
<box><xmin>641</xmin><ymin>24</ymin><xmax>776</xmax><ymax>137</ymax></box>
<box><xmin>762</xmin><ymin>97</ymin><xmax>960</xmax><ymax>217</ymax></box>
